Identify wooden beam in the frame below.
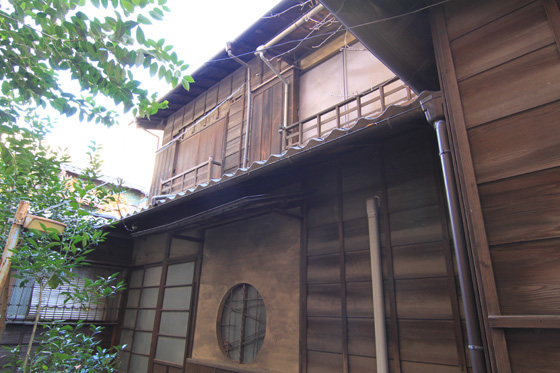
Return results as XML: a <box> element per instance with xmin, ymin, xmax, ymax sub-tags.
<box><xmin>489</xmin><ymin>315</ymin><xmax>560</xmax><ymax>329</ymax></box>
<box><xmin>543</xmin><ymin>0</ymin><xmax>560</xmax><ymax>53</ymax></box>
<box><xmin>298</xmin><ymin>33</ymin><xmax>357</xmax><ymax>71</ymax></box>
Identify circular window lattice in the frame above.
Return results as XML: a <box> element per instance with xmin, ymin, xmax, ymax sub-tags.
<box><xmin>218</xmin><ymin>284</ymin><xmax>266</xmax><ymax>363</ymax></box>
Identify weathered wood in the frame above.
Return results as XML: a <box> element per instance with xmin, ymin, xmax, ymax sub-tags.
<box><xmin>543</xmin><ymin>0</ymin><xmax>560</xmax><ymax>52</ymax></box>
<box><xmin>468</xmin><ymin>100</ymin><xmax>560</xmax><ymax>184</ymax></box>
<box><xmin>307</xmin><ymin>283</ymin><xmax>342</xmax><ymax>317</ymax></box>
<box><xmin>392</xmin><ymin>243</ymin><xmax>447</xmax><ymax>280</ymax></box>
<box><xmin>479</xmin><ymin>167</ymin><xmax>560</xmax><ymax>246</ymax></box>
<box><xmin>489</xmin><ymin>315</ymin><xmax>560</xmax><ymax>328</ymax></box>
<box><xmin>444</xmin><ymin>0</ymin><xmax>532</xmax><ymax>41</ymax></box>
<box><xmin>394</xmin><ymin>278</ymin><xmax>454</xmax><ymax>320</ymax></box>
<box><xmin>389</xmin><ymin>205</ymin><xmax>442</xmax><ymax>247</ymax></box>
<box><xmin>491</xmin><ymin>238</ymin><xmax>560</xmax><ymax>315</ymax></box>
<box><xmin>307</xmin><ymin>351</ymin><xmax>343</xmax><ymax>373</ymax></box>
<box><xmin>379</xmin><ymin>150</ymin><xmax>402</xmax><ymax>373</ymax></box>
<box><xmin>459</xmin><ymin>44</ymin><xmax>560</xmax><ymax>128</ymax></box>
<box><xmin>307</xmin><ymin>317</ymin><xmax>343</xmax><ymax>353</ymax></box>
<box><xmin>505</xmin><ymin>328</ymin><xmax>560</xmax><ymax>372</ymax></box>
<box><xmin>307</xmin><ymin>254</ymin><xmax>340</xmax><ymax>284</ymax></box>
<box><xmin>451</xmin><ymin>1</ymin><xmax>553</xmax><ymax>81</ymax></box>
<box><xmin>398</xmin><ymin>320</ymin><xmax>459</xmax><ymax>366</ymax></box>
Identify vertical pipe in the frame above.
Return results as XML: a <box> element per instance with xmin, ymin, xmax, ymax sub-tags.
<box><xmin>366</xmin><ymin>197</ymin><xmax>389</xmax><ymax>373</ymax></box>
<box><xmin>435</xmin><ymin>120</ymin><xmax>486</xmax><ymax>373</ymax></box>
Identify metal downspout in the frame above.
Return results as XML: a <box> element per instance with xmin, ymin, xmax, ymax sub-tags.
<box><xmin>366</xmin><ymin>197</ymin><xmax>389</xmax><ymax>373</ymax></box>
<box><xmin>421</xmin><ymin>93</ymin><xmax>486</xmax><ymax>373</ymax></box>
<box><xmin>226</xmin><ymin>43</ymin><xmax>252</xmax><ymax>168</ymax></box>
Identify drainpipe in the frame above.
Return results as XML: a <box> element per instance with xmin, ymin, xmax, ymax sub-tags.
<box><xmin>366</xmin><ymin>197</ymin><xmax>389</xmax><ymax>373</ymax></box>
<box><xmin>226</xmin><ymin>42</ymin><xmax>252</xmax><ymax>168</ymax></box>
<box><xmin>421</xmin><ymin>93</ymin><xmax>486</xmax><ymax>373</ymax></box>
<box><xmin>255</xmin><ymin>4</ymin><xmax>325</xmax><ymax>148</ymax></box>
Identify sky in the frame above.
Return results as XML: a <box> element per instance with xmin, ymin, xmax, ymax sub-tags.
<box><xmin>45</xmin><ymin>0</ymin><xmax>281</xmax><ymax>191</ymax></box>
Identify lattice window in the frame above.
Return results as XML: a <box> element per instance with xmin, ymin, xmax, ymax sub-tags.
<box><xmin>218</xmin><ymin>283</ymin><xmax>267</xmax><ymax>363</ymax></box>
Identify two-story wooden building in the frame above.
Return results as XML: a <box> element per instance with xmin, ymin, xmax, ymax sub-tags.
<box><xmin>106</xmin><ymin>0</ymin><xmax>560</xmax><ymax>372</ymax></box>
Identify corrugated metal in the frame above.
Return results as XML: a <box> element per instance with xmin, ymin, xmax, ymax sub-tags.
<box><xmin>123</xmin><ymin>91</ymin><xmax>431</xmax><ymax>221</ymax></box>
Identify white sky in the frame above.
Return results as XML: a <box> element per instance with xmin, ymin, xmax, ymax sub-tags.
<box><xmin>45</xmin><ymin>0</ymin><xmax>281</xmax><ymax>191</ymax></box>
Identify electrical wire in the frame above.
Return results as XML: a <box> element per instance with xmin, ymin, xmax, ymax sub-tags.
<box><xmin>204</xmin><ymin>0</ymin><xmax>450</xmax><ymax>64</ymax></box>
<box><xmin>260</xmin><ymin>0</ymin><xmax>313</xmax><ymax>18</ymax></box>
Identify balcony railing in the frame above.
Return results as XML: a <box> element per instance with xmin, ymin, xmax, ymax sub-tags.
<box><xmin>160</xmin><ymin>156</ymin><xmax>222</xmax><ymax>196</ymax></box>
<box><xmin>281</xmin><ymin>77</ymin><xmax>415</xmax><ymax>149</ymax></box>
<box><xmin>157</xmin><ymin>78</ymin><xmax>415</xmax><ymax>199</ymax></box>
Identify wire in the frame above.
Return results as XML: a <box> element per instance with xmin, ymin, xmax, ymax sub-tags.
<box><xmin>271</xmin><ymin>13</ymin><xmax>338</xmax><ymax>60</ymax></box>
<box><xmin>204</xmin><ymin>0</ymin><xmax>450</xmax><ymax>64</ymax></box>
<box><xmin>260</xmin><ymin>0</ymin><xmax>313</xmax><ymax>18</ymax></box>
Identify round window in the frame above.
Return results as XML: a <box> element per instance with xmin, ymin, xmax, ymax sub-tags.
<box><xmin>218</xmin><ymin>283</ymin><xmax>266</xmax><ymax>363</ymax></box>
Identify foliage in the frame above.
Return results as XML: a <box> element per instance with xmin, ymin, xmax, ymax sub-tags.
<box><xmin>0</xmin><ymin>0</ymin><xmax>193</xmax><ymax>127</ymax></box>
<box><xmin>0</xmin><ymin>122</ymin><xmax>126</xmax><ymax>372</ymax></box>
<box><xmin>4</xmin><ymin>322</ymin><xmax>124</xmax><ymax>372</ymax></box>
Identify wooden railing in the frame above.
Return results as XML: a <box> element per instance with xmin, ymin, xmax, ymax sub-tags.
<box><xmin>156</xmin><ymin>78</ymin><xmax>415</xmax><ymax>198</ymax></box>
<box><xmin>282</xmin><ymin>77</ymin><xmax>415</xmax><ymax>149</ymax></box>
<box><xmin>160</xmin><ymin>156</ymin><xmax>222</xmax><ymax>196</ymax></box>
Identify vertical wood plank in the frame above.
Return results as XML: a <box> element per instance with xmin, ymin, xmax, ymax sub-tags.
<box><xmin>337</xmin><ymin>166</ymin><xmax>349</xmax><ymax>373</ymax></box>
<box><xmin>430</xmin><ymin>5</ymin><xmax>511</xmax><ymax>372</ymax></box>
<box><xmin>380</xmin><ymin>149</ymin><xmax>402</xmax><ymax>373</ymax></box>
<box><xmin>543</xmin><ymin>0</ymin><xmax>560</xmax><ymax>52</ymax></box>
<box><xmin>300</xmin><ymin>201</ymin><xmax>308</xmax><ymax>373</ymax></box>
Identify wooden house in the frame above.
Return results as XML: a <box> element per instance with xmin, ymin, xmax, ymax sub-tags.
<box><xmin>107</xmin><ymin>0</ymin><xmax>560</xmax><ymax>372</ymax></box>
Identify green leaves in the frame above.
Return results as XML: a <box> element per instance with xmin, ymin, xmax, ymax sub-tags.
<box><xmin>0</xmin><ymin>0</ymin><xmax>192</xmax><ymax>128</ymax></box>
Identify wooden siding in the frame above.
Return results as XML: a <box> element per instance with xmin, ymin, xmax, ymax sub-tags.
<box><xmin>434</xmin><ymin>0</ymin><xmax>560</xmax><ymax>370</ymax></box>
<box><xmin>303</xmin><ymin>129</ymin><xmax>467</xmax><ymax>372</ymax></box>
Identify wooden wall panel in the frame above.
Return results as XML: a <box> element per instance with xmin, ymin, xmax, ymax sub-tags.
<box><xmin>307</xmin><ymin>317</ymin><xmax>343</xmax><ymax>353</ymax></box>
<box><xmin>394</xmin><ymin>278</ymin><xmax>453</xmax><ymax>320</ymax></box>
<box><xmin>469</xmin><ymin>100</ymin><xmax>560</xmax><ymax>184</ymax></box>
<box><xmin>435</xmin><ymin>0</ymin><xmax>560</xmax><ymax>369</ymax></box>
<box><xmin>384</xmin><ymin>138</ymin><xmax>439</xmax><ymax>213</ymax></box>
<box><xmin>479</xmin><ymin>167</ymin><xmax>560</xmax><ymax>246</ymax></box>
<box><xmin>444</xmin><ymin>0</ymin><xmax>532</xmax><ymax>41</ymax></box>
<box><xmin>459</xmin><ymin>44</ymin><xmax>560</xmax><ymax>128</ymax></box>
<box><xmin>491</xmin><ymin>239</ymin><xmax>560</xmax><ymax>315</ymax></box>
<box><xmin>304</xmin><ymin>133</ymin><xmax>463</xmax><ymax>371</ymax></box>
<box><xmin>398</xmin><ymin>320</ymin><xmax>459</xmax><ymax>366</ymax></box>
<box><xmin>392</xmin><ymin>243</ymin><xmax>447</xmax><ymax>280</ymax></box>
<box><xmin>401</xmin><ymin>361</ymin><xmax>462</xmax><ymax>373</ymax></box>
<box><xmin>307</xmin><ymin>283</ymin><xmax>342</xmax><ymax>317</ymax></box>
<box><xmin>343</xmin><ymin>218</ymin><xmax>374</xmax><ymax>253</ymax></box>
<box><xmin>307</xmin><ymin>223</ymin><xmax>339</xmax><ymax>256</ymax></box>
<box><xmin>307</xmin><ymin>351</ymin><xmax>343</xmax><ymax>373</ymax></box>
<box><xmin>389</xmin><ymin>205</ymin><xmax>443</xmax><ymax>247</ymax></box>
<box><xmin>307</xmin><ymin>254</ymin><xmax>340</xmax><ymax>284</ymax></box>
<box><xmin>451</xmin><ymin>1</ymin><xmax>553</xmax><ymax>81</ymax></box>
<box><xmin>505</xmin><ymin>328</ymin><xmax>560</xmax><ymax>372</ymax></box>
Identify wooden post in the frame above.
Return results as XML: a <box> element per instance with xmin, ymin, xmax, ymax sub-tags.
<box><xmin>0</xmin><ymin>200</ymin><xmax>29</xmax><ymax>340</ymax></box>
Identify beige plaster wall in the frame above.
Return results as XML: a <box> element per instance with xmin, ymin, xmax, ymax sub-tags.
<box><xmin>191</xmin><ymin>212</ymin><xmax>301</xmax><ymax>372</ymax></box>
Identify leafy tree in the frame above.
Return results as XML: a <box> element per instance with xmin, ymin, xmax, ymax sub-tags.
<box><xmin>0</xmin><ymin>0</ymin><xmax>193</xmax><ymax>127</ymax></box>
<box><xmin>0</xmin><ymin>0</ymin><xmax>191</xmax><ymax>371</ymax></box>
<box><xmin>0</xmin><ymin>122</ymin><xmax>127</xmax><ymax>372</ymax></box>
